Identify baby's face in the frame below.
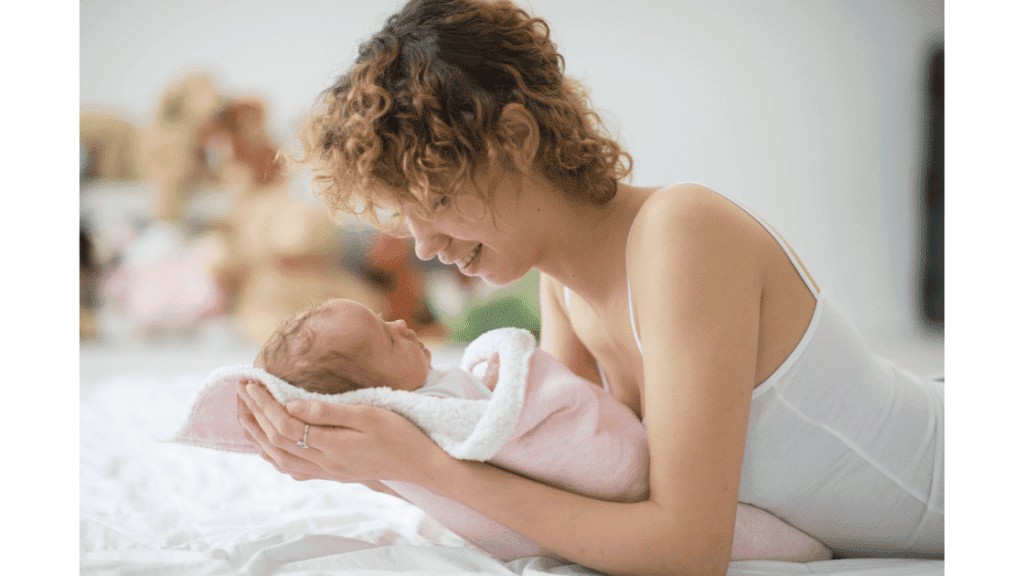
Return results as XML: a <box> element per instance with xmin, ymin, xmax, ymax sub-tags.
<box><xmin>307</xmin><ymin>299</ymin><xmax>431</xmax><ymax>391</ymax></box>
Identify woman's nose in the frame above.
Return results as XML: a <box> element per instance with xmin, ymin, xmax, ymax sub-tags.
<box><xmin>406</xmin><ymin>215</ymin><xmax>448</xmax><ymax>262</ymax></box>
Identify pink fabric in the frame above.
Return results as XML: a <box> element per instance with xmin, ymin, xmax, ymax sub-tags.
<box><xmin>171</xmin><ymin>371</ymin><xmax>262</xmax><ymax>454</ymax></box>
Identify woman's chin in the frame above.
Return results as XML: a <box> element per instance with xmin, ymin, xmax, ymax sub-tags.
<box><xmin>478</xmin><ymin>269</ymin><xmax>527</xmax><ymax>288</ymax></box>
<box><xmin>478</xmin><ymin>274</ymin><xmax>502</xmax><ymax>287</ymax></box>
<box><xmin>462</xmin><ymin>253</ymin><xmax>529</xmax><ymax>287</ymax></box>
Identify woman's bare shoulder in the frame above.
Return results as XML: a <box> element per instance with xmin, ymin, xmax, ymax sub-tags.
<box><xmin>630</xmin><ymin>183</ymin><xmax>764</xmax><ymax>256</ymax></box>
<box><xmin>637</xmin><ymin>182</ymin><xmax>736</xmax><ymax>216</ymax></box>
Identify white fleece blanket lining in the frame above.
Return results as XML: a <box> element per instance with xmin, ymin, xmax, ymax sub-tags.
<box><xmin>175</xmin><ymin>328</ymin><xmax>536</xmax><ymax>461</ymax></box>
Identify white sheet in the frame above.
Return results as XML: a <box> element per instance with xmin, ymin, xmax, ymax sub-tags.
<box><xmin>80</xmin><ymin>345</ymin><xmax>944</xmax><ymax>575</ymax></box>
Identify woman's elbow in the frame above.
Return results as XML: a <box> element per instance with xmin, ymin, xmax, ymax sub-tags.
<box><xmin>610</xmin><ymin>533</ymin><xmax>732</xmax><ymax>576</ymax></box>
<box><xmin>604</xmin><ymin>557</ymin><xmax>729</xmax><ymax>576</ymax></box>
<box><xmin>657</xmin><ymin>524</ymin><xmax>733</xmax><ymax>576</ymax></box>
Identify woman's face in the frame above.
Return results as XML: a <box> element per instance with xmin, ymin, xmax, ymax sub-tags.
<box><xmin>403</xmin><ymin>167</ymin><xmax>540</xmax><ymax>287</ymax></box>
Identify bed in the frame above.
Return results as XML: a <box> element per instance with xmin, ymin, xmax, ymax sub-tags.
<box><xmin>80</xmin><ymin>327</ymin><xmax>944</xmax><ymax>576</ymax></box>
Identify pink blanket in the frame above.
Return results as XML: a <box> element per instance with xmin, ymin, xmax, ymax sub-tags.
<box><xmin>169</xmin><ymin>328</ymin><xmax>831</xmax><ymax>562</ymax></box>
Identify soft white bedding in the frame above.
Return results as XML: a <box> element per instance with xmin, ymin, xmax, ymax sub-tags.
<box><xmin>80</xmin><ymin>343</ymin><xmax>944</xmax><ymax>576</ymax></box>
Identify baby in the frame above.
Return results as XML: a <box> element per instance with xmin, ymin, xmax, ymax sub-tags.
<box><xmin>256</xmin><ymin>298</ymin><xmax>497</xmax><ymax>400</ymax></box>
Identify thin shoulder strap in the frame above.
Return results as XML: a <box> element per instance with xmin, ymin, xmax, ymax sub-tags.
<box><xmin>710</xmin><ymin>188</ymin><xmax>820</xmax><ymax>296</ymax></box>
<box><xmin>625</xmin><ymin>220</ymin><xmax>644</xmax><ymax>356</ymax></box>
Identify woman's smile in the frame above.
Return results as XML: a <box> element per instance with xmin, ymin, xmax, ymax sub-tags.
<box><xmin>458</xmin><ymin>243</ymin><xmax>483</xmax><ymax>272</ymax></box>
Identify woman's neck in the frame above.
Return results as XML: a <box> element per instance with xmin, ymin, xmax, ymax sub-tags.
<box><xmin>533</xmin><ymin>182</ymin><xmax>655</xmax><ymax>308</ymax></box>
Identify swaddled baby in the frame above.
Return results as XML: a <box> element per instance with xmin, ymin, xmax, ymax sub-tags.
<box><xmin>255</xmin><ymin>298</ymin><xmax>497</xmax><ymax>400</ymax></box>
<box><xmin>248</xmin><ymin>298</ymin><xmax>832</xmax><ymax>563</ymax></box>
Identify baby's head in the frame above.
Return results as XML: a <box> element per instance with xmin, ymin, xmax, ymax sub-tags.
<box><xmin>256</xmin><ymin>298</ymin><xmax>432</xmax><ymax>394</ymax></box>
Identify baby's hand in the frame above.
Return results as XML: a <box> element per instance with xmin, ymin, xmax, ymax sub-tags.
<box><xmin>481</xmin><ymin>352</ymin><xmax>501</xmax><ymax>391</ymax></box>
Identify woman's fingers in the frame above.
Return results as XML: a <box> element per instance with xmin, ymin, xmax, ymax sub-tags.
<box><xmin>237</xmin><ymin>383</ymin><xmax>369</xmax><ymax>481</ymax></box>
<box><xmin>242</xmin><ymin>389</ymin><xmax>290</xmax><ymax>447</ymax></box>
<box><xmin>244</xmin><ymin>413</ymin><xmax>328</xmax><ymax>476</ymax></box>
<box><xmin>236</xmin><ymin>391</ymin><xmax>257</xmax><ymax>443</ymax></box>
<box><xmin>238</xmin><ymin>385</ymin><xmax>317</xmax><ymax>462</ymax></box>
<box><xmin>285</xmin><ymin>399</ymin><xmax>375</xmax><ymax>429</ymax></box>
<box><xmin>285</xmin><ymin>403</ymin><xmax>412</xmax><ymax>463</ymax></box>
<box><xmin>236</xmin><ymin>380</ymin><xmax>435</xmax><ymax>484</ymax></box>
<box><xmin>236</xmin><ymin>381</ymin><xmax>307</xmax><ymax>453</ymax></box>
<box><xmin>243</xmin><ymin>383</ymin><xmax>308</xmax><ymax>443</ymax></box>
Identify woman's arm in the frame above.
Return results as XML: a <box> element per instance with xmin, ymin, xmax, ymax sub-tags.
<box><xmin>625</xmin><ymin>185</ymin><xmax>765</xmax><ymax>571</ymax></box>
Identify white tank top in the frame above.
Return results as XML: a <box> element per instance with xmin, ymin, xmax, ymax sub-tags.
<box><xmin>567</xmin><ymin>186</ymin><xmax>944</xmax><ymax>558</ymax></box>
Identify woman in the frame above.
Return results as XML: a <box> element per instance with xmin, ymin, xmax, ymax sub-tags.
<box><xmin>237</xmin><ymin>1</ymin><xmax>944</xmax><ymax>574</ymax></box>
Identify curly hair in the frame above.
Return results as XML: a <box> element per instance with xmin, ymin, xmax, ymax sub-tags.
<box><xmin>255</xmin><ymin>302</ymin><xmax>382</xmax><ymax>395</ymax></box>
<box><xmin>295</xmin><ymin>0</ymin><xmax>632</xmax><ymax>228</ymax></box>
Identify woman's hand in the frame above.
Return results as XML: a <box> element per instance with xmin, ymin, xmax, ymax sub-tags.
<box><xmin>236</xmin><ymin>382</ymin><xmax>450</xmax><ymax>485</ymax></box>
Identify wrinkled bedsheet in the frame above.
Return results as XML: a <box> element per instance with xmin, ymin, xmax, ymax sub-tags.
<box><xmin>81</xmin><ymin>361</ymin><xmax>944</xmax><ymax>575</ymax></box>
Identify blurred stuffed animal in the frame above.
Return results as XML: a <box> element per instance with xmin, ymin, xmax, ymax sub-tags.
<box><xmin>138</xmin><ymin>73</ymin><xmax>278</xmax><ymax>222</ymax></box>
<box><xmin>222</xmin><ymin>183</ymin><xmax>389</xmax><ymax>344</ymax></box>
<box><xmin>102</xmin><ymin>220</ymin><xmax>225</xmax><ymax>336</ymax></box>
<box><xmin>138</xmin><ymin>73</ymin><xmax>228</xmax><ymax>221</ymax></box>
<box><xmin>80</xmin><ymin>111</ymin><xmax>142</xmax><ymax>182</ymax></box>
<box><xmin>80</xmin><ymin>225</ymin><xmax>100</xmax><ymax>340</ymax></box>
<box><xmin>98</xmin><ymin>73</ymin><xmax>240</xmax><ymax>336</ymax></box>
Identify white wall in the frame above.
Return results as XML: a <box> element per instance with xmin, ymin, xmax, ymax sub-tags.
<box><xmin>81</xmin><ymin>0</ymin><xmax>943</xmax><ymax>336</ymax></box>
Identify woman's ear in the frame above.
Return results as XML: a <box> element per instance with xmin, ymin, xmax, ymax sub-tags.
<box><xmin>498</xmin><ymin>104</ymin><xmax>539</xmax><ymax>173</ymax></box>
